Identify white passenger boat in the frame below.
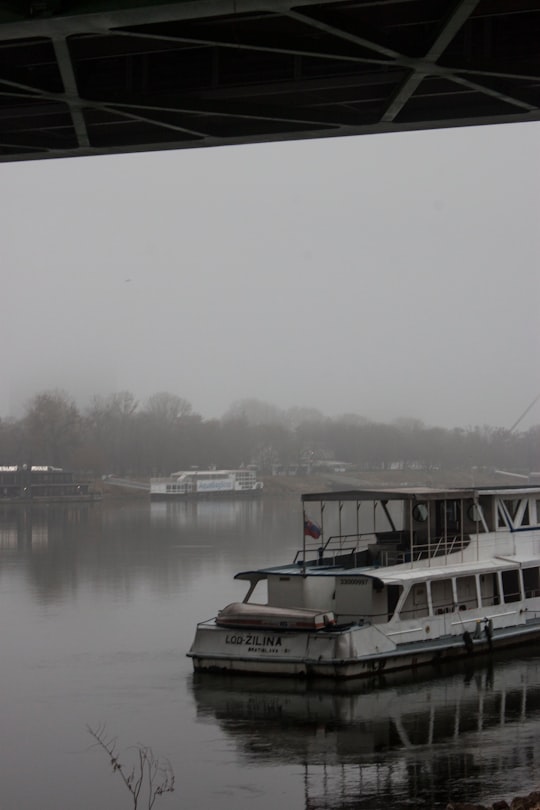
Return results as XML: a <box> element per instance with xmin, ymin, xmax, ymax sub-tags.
<box><xmin>150</xmin><ymin>468</ymin><xmax>263</xmax><ymax>499</ymax></box>
<box><xmin>188</xmin><ymin>486</ymin><xmax>540</xmax><ymax>678</ymax></box>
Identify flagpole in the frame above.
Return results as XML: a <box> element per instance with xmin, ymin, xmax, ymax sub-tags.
<box><xmin>302</xmin><ymin>506</ymin><xmax>306</xmax><ymax>576</ymax></box>
<box><xmin>319</xmin><ymin>503</ymin><xmax>325</xmax><ymax>566</ymax></box>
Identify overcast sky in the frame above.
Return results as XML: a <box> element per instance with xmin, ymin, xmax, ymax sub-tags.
<box><xmin>2</xmin><ymin>121</ymin><xmax>539</xmax><ymax>430</ymax></box>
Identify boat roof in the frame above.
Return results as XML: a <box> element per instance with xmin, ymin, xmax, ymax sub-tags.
<box><xmin>376</xmin><ymin>554</ymin><xmax>534</xmax><ymax>584</ymax></box>
<box><xmin>171</xmin><ymin>468</ymin><xmax>251</xmax><ymax>476</ymax></box>
<box><xmin>236</xmin><ymin>552</ymin><xmax>537</xmax><ymax>588</ymax></box>
<box><xmin>302</xmin><ymin>485</ymin><xmax>540</xmax><ymax>503</ymax></box>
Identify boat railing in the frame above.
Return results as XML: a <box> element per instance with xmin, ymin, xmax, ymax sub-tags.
<box><xmin>432</xmin><ymin>534</ymin><xmax>469</xmax><ymax>557</ymax></box>
<box><xmin>295</xmin><ymin>532</ymin><xmax>471</xmax><ymax>568</ymax></box>
<box><xmin>294</xmin><ymin>532</ymin><xmax>371</xmax><ymax>566</ymax></box>
<box><xmin>377</xmin><ymin>534</ymin><xmax>470</xmax><ymax>566</ymax></box>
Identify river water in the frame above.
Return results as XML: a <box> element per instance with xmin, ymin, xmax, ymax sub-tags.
<box><xmin>1</xmin><ymin>498</ymin><xmax>539</xmax><ymax>810</ymax></box>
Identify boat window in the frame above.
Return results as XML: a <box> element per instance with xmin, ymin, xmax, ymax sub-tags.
<box><xmin>479</xmin><ymin>573</ymin><xmax>500</xmax><ymax>607</ymax></box>
<box><xmin>465</xmin><ymin>499</ymin><xmax>490</xmax><ymax>532</ymax></box>
<box><xmin>504</xmin><ymin>500</ymin><xmax>519</xmax><ymax>520</ymax></box>
<box><xmin>247</xmin><ymin>579</ymin><xmax>268</xmax><ymax>604</ymax></box>
<box><xmin>387</xmin><ymin>584</ymin><xmax>402</xmax><ymax>620</ymax></box>
<box><xmin>455</xmin><ymin>575</ymin><xmax>478</xmax><ymax>610</ymax></box>
<box><xmin>497</xmin><ymin>500</ymin><xmax>511</xmax><ymax>529</ymax></box>
<box><xmin>523</xmin><ymin>567</ymin><xmax>540</xmax><ymax>598</ymax></box>
<box><xmin>501</xmin><ymin>569</ymin><xmax>522</xmax><ymax>603</ymax></box>
<box><xmin>439</xmin><ymin>500</ymin><xmax>460</xmax><ymax>533</ymax></box>
<box><xmin>496</xmin><ymin>498</ymin><xmax>534</xmax><ymax>529</ymax></box>
<box><xmin>412</xmin><ymin>503</ymin><xmax>428</xmax><ymax>523</ymax></box>
<box><xmin>467</xmin><ymin>503</ymin><xmax>483</xmax><ymax>522</ymax></box>
<box><xmin>400</xmin><ymin>583</ymin><xmax>429</xmax><ymax>619</ymax></box>
<box><xmin>478</xmin><ymin>496</ymin><xmax>494</xmax><ymax>531</ymax></box>
<box><xmin>430</xmin><ymin>579</ymin><xmax>454</xmax><ymax>614</ymax></box>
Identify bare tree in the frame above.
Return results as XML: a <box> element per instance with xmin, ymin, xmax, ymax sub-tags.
<box><xmin>22</xmin><ymin>389</ymin><xmax>81</xmax><ymax>466</ymax></box>
<box><xmin>224</xmin><ymin>397</ymin><xmax>284</xmax><ymax>426</ymax></box>
<box><xmin>87</xmin><ymin>724</ymin><xmax>174</xmax><ymax>809</ymax></box>
<box><xmin>84</xmin><ymin>392</ymin><xmax>140</xmax><ymax>474</ymax></box>
<box><xmin>145</xmin><ymin>392</ymin><xmax>192</xmax><ymax>422</ymax></box>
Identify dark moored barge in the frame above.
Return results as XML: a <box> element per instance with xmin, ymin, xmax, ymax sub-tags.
<box><xmin>0</xmin><ymin>465</ymin><xmax>101</xmax><ymax>503</ymax></box>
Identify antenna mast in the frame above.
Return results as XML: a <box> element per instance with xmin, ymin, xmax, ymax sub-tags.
<box><xmin>509</xmin><ymin>393</ymin><xmax>540</xmax><ymax>433</ymax></box>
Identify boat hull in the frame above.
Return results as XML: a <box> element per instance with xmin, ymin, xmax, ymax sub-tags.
<box><xmin>188</xmin><ymin>618</ymin><xmax>540</xmax><ymax>679</ymax></box>
<box><xmin>150</xmin><ymin>490</ymin><xmax>262</xmax><ymax>500</ymax></box>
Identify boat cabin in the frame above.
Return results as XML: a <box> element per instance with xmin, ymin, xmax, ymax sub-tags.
<box><xmin>227</xmin><ymin>486</ymin><xmax>540</xmax><ymax>630</ymax></box>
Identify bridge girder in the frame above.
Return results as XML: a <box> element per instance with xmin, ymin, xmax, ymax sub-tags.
<box><xmin>1</xmin><ymin>0</ymin><xmax>539</xmax><ymax>161</ymax></box>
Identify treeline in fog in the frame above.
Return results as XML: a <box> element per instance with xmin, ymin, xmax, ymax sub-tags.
<box><xmin>0</xmin><ymin>390</ymin><xmax>539</xmax><ymax>477</ymax></box>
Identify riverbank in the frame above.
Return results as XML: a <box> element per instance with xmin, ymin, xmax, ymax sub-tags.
<box><xmin>97</xmin><ymin>468</ymin><xmax>530</xmax><ymax>500</ymax></box>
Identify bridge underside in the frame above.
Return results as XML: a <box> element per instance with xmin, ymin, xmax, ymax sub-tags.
<box><xmin>1</xmin><ymin>0</ymin><xmax>539</xmax><ymax>162</ymax></box>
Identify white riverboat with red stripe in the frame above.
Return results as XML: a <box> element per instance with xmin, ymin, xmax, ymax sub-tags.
<box><xmin>188</xmin><ymin>485</ymin><xmax>540</xmax><ymax>678</ymax></box>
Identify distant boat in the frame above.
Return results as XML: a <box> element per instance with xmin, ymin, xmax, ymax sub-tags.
<box><xmin>189</xmin><ymin>484</ymin><xmax>540</xmax><ymax>678</ymax></box>
<box><xmin>0</xmin><ymin>465</ymin><xmax>101</xmax><ymax>503</ymax></box>
<box><xmin>150</xmin><ymin>469</ymin><xmax>263</xmax><ymax>499</ymax></box>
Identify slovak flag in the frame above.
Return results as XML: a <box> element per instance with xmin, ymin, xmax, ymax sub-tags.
<box><xmin>304</xmin><ymin>517</ymin><xmax>321</xmax><ymax>539</ymax></box>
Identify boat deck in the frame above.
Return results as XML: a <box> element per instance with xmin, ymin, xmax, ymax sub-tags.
<box><xmin>237</xmin><ymin>552</ymin><xmax>536</xmax><ymax>583</ymax></box>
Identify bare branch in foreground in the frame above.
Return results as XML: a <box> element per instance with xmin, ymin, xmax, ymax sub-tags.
<box><xmin>87</xmin><ymin>723</ymin><xmax>175</xmax><ymax>809</ymax></box>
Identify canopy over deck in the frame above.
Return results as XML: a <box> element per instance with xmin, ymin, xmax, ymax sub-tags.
<box><xmin>302</xmin><ymin>486</ymin><xmax>540</xmax><ymax>504</ymax></box>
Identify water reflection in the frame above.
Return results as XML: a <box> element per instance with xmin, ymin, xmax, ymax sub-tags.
<box><xmin>150</xmin><ymin>498</ymin><xmax>264</xmax><ymax>529</ymax></box>
<box><xmin>192</xmin><ymin>652</ymin><xmax>540</xmax><ymax>809</ymax></box>
<box><xmin>0</xmin><ymin>499</ymin><xmax>302</xmax><ymax>610</ymax></box>
<box><xmin>0</xmin><ymin>503</ymin><xmax>97</xmax><ymax>550</ymax></box>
